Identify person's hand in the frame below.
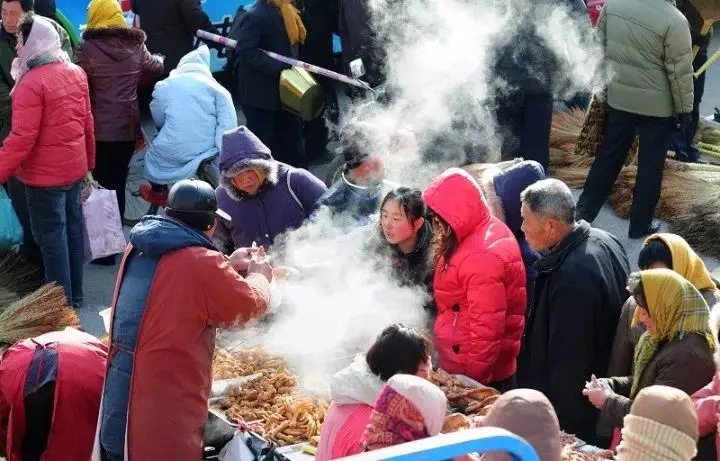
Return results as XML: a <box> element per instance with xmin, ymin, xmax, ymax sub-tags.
<box><xmin>248</xmin><ymin>254</ymin><xmax>273</xmax><ymax>283</ymax></box>
<box><xmin>676</xmin><ymin>113</ymin><xmax>693</xmax><ymax>131</ymax></box>
<box><xmin>582</xmin><ymin>375</ymin><xmax>614</xmax><ymax>409</ymax></box>
<box><xmin>272</xmin><ymin>266</ymin><xmax>301</xmax><ymax>280</ymax></box>
<box><xmin>228</xmin><ymin>246</ymin><xmax>265</xmax><ymax>271</ymax></box>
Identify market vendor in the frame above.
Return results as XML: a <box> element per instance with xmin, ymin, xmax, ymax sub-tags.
<box><xmin>317</xmin><ymin>324</ymin><xmax>431</xmax><ymax>460</ymax></box>
<box><xmin>583</xmin><ymin>269</ymin><xmax>714</xmax><ymax>457</ymax></box>
<box><xmin>94</xmin><ymin>179</ymin><xmax>272</xmax><ymax>461</ymax></box>
<box><xmin>214</xmin><ymin>126</ymin><xmax>327</xmax><ymax>253</ymax></box>
<box><xmin>422</xmin><ymin>168</ymin><xmax>526</xmax><ymax>392</ymax></box>
<box><xmin>317</xmin><ymin>121</ymin><xmax>398</xmax><ymax>227</ymax></box>
<box><xmin>0</xmin><ymin>328</ymin><xmax>107</xmax><ymax>461</ymax></box>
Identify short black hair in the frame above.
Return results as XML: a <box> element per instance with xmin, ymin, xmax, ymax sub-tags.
<box><xmin>366</xmin><ymin>324</ymin><xmax>430</xmax><ymax>381</ymax></box>
<box><xmin>4</xmin><ymin>0</ymin><xmax>34</xmax><ymax>13</ymax></box>
<box><xmin>638</xmin><ymin>238</ymin><xmax>673</xmax><ymax>270</ymax></box>
<box><xmin>18</xmin><ymin>12</ymin><xmax>34</xmax><ymax>43</ymax></box>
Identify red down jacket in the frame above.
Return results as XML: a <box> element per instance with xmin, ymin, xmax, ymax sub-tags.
<box><xmin>422</xmin><ymin>168</ymin><xmax>526</xmax><ymax>385</ymax></box>
<box><xmin>0</xmin><ymin>60</ymin><xmax>95</xmax><ymax>186</ymax></box>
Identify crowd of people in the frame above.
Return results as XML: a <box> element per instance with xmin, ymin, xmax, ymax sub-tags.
<box><xmin>0</xmin><ymin>0</ymin><xmax>717</xmax><ymax>459</ymax></box>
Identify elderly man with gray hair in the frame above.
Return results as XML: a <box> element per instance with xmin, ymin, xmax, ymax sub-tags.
<box><xmin>517</xmin><ymin>178</ymin><xmax>630</xmax><ymax>447</ymax></box>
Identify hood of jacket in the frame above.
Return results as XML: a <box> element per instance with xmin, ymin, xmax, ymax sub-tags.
<box><xmin>219</xmin><ymin>126</ymin><xmax>280</xmax><ymax>202</ymax></box>
<box><xmin>81</xmin><ymin>26</ymin><xmax>147</xmax><ymax>62</ymax></box>
<box><xmin>493</xmin><ymin>160</ymin><xmax>545</xmax><ymax>236</ymax></box>
<box><xmin>330</xmin><ymin>355</ymin><xmax>384</xmax><ymax>406</ymax></box>
<box><xmin>129</xmin><ymin>216</ymin><xmax>217</xmax><ymax>257</ymax></box>
<box><xmin>422</xmin><ymin>168</ymin><xmax>490</xmax><ymax>241</ymax></box>
<box><xmin>171</xmin><ymin>45</ymin><xmax>212</xmax><ymax>77</ymax></box>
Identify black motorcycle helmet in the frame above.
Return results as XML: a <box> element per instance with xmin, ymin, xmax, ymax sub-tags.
<box><xmin>164</xmin><ymin>179</ymin><xmax>231</xmax><ymax>231</ymax></box>
<box><xmin>340</xmin><ymin>121</ymin><xmax>382</xmax><ymax>170</ymax></box>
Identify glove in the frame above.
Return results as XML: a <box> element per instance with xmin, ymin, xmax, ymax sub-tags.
<box><xmin>676</xmin><ymin>113</ymin><xmax>693</xmax><ymax>131</ymax></box>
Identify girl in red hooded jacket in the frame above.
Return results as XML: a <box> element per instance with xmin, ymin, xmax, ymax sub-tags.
<box><xmin>422</xmin><ymin>168</ymin><xmax>526</xmax><ymax>392</ymax></box>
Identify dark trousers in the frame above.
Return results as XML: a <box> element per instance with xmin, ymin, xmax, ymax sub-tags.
<box><xmin>6</xmin><ymin>176</ymin><xmax>43</xmax><ymax>269</ymax></box>
<box><xmin>242</xmin><ymin>105</ymin><xmax>307</xmax><ymax>168</ymax></box>
<box><xmin>496</xmin><ymin>92</ymin><xmax>554</xmax><ymax>171</ymax></box>
<box><xmin>671</xmin><ymin>49</ymin><xmax>707</xmax><ymax>162</ymax></box>
<box><xmin>25</xmin><ymin>181</ymin><xmax>85</xmax><ymax>307</ymax></box>
<box><xmin>489</xmin><ymin>374</ymin><xmax>517</xmax><ymax>393</ymax></box>
<box><xmin>577</xmin><ymin>108</ymin><xmax>674</xmax><ymax>233</ymax></box>
<box><xmin>93</xmin><ymin>140</ymin><xmax>136</xmax><ymax>220</ymax></box>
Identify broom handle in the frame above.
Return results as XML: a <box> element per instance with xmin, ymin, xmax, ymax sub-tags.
<box><xmin>692</xmin><ymin>20</ymin><xmax>714</xmax><ymax>60</ymax></box>
<box><xmin>694</xmin><ymin>46</ymin><xmax>720</xmax><ymax>78</ymax></box>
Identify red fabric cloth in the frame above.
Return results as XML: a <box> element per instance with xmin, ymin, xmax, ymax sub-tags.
<box><xmin>691</xmin><ymin>372</ymin><xmax>720</xmax><ymax>460</ymax></box>
<box><xmin>107</xmin><ymin>244</ymin><xmax>270</xmax><ymax>461</ymax></box>
<box><xmin>422</xmin><ymin>168</ymin><xmax>527</xmax><ymax>384</ymax></box>
<box><xmin>316</xmin><ymin>403</ymin><xmax>372</xmax><ymax>460</ymax></box>
<box><xmin>586</xmin><ymin>0</ymin><xmax>605</xmax><ymax>26</ymax></box>
<box><xmin>0</xmin><ymin>329</ymin><xmax>107</xmax><ymax>461</ymax></box>
<box><xmin>0</xmin><ymin>61</ymin><xmax>95</xmax><ymax>186</ymax></box>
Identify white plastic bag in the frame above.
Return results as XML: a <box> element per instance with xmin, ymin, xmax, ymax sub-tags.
<box><xmin>82</xmin><ymin>185</ymin><xmax>127</xmax><ymax>261</ymax></box>
<box><xmin>218</xmin><ymin>432</ymin><xmax>255</xmax><ymax>461</ymax></box>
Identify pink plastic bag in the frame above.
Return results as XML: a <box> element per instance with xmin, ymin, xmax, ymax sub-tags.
<box><xmin>82</xmin><ymin>185</ymin><xmax>127</xmax><ymax>261</ymax></box>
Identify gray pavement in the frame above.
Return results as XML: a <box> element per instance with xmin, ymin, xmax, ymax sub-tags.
<box><xmin>78</xmin><ymin>36</ymin><xmax>720</xmax><ymax>336</ymax></box>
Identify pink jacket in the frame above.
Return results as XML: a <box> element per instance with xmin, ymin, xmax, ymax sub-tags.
<box><xmin>692</xmin><ymin>371</ymin><xmax>720</xmax><ymax>460</ymax></box>
<box><xmin>316</xmin><ymin>356</ymin><xmax>384</xmax><ymax>461</ymax></box>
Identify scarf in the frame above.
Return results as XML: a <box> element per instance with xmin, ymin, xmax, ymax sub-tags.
<box><xmin>616</xmin><ymin>416</ymin><xmax>697</xmax><ymax>461</ymax></box>
<box><xmin>11</xmin><ymin>16</ymin><xmax>67</xmax><ymax>91</ymax></box>
<box><xmin>271</xmin><ymin>0</ymin><xmax>307</xmax><ymax>46</ymax></box>
<box><xmin>645</xmin><ymin>233</ymin><xmax>717</xmax><ymax>292</ymax></box>
<box><xmin>631</xmin><ymin>268</ymin><xmax>715</xmax><ymax>397</ymax></box>
<box><xmin>87</xmin><ymin>0</ymin><xmax>128</xmax><ymax>30</ymax></box>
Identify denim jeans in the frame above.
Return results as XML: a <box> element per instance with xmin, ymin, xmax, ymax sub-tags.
<box><xmin>25</xmin><ymin>181</ymin><xmax>85</xmax><ymax>307</ymax></box>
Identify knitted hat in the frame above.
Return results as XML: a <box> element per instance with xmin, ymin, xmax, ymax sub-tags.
<box><xmin>482</xmin><ymin>389</ymin><xmax>562</xmax><ymax>461</ymax></box>
<box><xmin>616</xmin><ymin>386</ymin><xmax>698</xmax><ymax>461</ymax></box>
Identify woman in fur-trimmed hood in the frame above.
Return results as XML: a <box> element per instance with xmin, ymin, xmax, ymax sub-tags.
<box><xmin>214</xmin><ymin>126</ymin><xmax>327</xmax><ymax>252</ymax></box>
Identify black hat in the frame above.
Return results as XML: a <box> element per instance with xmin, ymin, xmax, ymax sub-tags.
<box><xmin>340</xmin><ymin>121</ymin><xmax>380</xmax><ymax>169</ymax></box>
<box><xmin>165</xmin><ymin>179</ymin><xmax>231</xmax><ymax>231</ymax></box>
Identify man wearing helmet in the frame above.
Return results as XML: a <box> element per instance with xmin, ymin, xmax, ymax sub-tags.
<box><xmin>94</xmin><ymin>179</ymin><xmax>272</xmax><ymax>461</ymax></box>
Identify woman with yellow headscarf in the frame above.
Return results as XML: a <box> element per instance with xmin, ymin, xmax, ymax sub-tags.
<box><xmin>234</xmin><ymin>0</ymin><xmax>308</xmax><ymax>168</ymax></box>
<box><xmin>75</xmin><ymin>0</ymin><xmax>164</xmax><ymax>265</ymax></box>
<box><xmin>583</xmin><ymin>269</ymin><xmax>715</xmax><ymax>455</ymax></box>
<box><xmin>608</xmin><ymin>233</ymin><xmax>720</xmax><ymax>378</ymax></box>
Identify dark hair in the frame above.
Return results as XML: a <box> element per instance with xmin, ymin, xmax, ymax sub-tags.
<box><xmin>378</xmin><ymin>187</ymin><xmax>426</xmax><ymax>237</ymax></box>
<box><xmin>4</xmin><ymin>0</ymin><xmax>34</xmax><ymax>13</ymax></box>
<box><xmin>429</xmin><ymin>210</ymin><xmax>457</xmax><ymax>266</ymax></box>
<box><xmin>18</xmin><ymin>12</ymin><xmax>34</xmax><ymax>43</ymax></box>
<box><xmin>638</xmin><ymin>238</ymin><xmax>673</xmax><ymax>270</ymax></box>
<box><xmin>366</xmin><ymin>324</ymin><xmax>430</xmax><ymax>381</ymax></box>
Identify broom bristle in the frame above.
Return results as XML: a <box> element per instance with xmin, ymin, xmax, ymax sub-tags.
<box><xmin>0</xmin><ymin>283</ymin><xmax>79</xmax><ymax>344</ymax></box>
<box><xmin>0</xmin><ymin>249</ymin><xmax>43</xmax><ymax>306</ymax></box>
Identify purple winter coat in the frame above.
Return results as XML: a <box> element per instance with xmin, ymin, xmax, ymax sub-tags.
<box><xmin>214</xmin><ymin>126</ymin><xmax>327</xmax><ymax>252</ymax></box>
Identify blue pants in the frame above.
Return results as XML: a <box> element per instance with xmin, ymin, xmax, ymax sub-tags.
<box><xmin>25</xmin><ymin>181</ymin><xmax>85</xmax><ymax>307</ymax></box>
<box><xmin>6</xmin><ymin>176</ymin><xmax>43</xmax><ymax>269</ymax></box>
<box><xmin>242</xmin><ymin>105</ymin><xmax>306</xmax><ymax>168</ymax></box>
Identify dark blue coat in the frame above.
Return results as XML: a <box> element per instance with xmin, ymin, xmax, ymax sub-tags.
<box><xmin>235</xmin><ymin>1</ymin><xmax>293</xmax><ymax>111</ymax></box>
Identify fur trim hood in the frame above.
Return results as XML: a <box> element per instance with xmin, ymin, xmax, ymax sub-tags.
<box><xmin>219</xmin><ymin>126</ymin><xmax>279</xmax><ymax>202</ymax></box>
<box><xmin>82</xmin><ymin>26</ymin><xmax>146</xmax><ymax>43</ymax></box>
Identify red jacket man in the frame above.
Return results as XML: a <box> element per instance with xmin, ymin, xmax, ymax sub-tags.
<box><xmin>423</xmin><ymin>168</ymin><xmax>526</xmax><ymax>390</ymax></box>
<box><xmin>93</xmin><ymin>180</ymin><xmax>271</xmax><ymax>461</ymax></box>
<box><xmin>0</xmin><ymin>328</ymin><xmax>107</xmax><ymax>461</ymax></box>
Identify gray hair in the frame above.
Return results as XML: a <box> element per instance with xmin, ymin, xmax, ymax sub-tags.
<box><xmin>520</xmin><ymin>179</ymin><xmax>576</xmax><ymax>225</ymax></box>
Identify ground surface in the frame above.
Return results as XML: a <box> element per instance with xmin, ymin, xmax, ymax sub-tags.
<box><xmin>78</xmin><ymin>37</ymin><xmax>720</xmax><ymax>336</ymax></box>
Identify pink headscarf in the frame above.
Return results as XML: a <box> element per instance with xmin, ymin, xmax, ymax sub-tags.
<box><xmin>10</xmin><ymin>16</ymin><xmax>67</xmax><ymax>90</ymax></box>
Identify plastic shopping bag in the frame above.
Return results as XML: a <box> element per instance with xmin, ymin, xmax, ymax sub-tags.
<box><xmin>82</xmin><ymin>185</ymin><xmax>127</xmax><ymax>261</ymax></box>
<box><xmin>0</xmin><ymin>186</ymin><xmax>22</xmax><ymax>249</ymax></box>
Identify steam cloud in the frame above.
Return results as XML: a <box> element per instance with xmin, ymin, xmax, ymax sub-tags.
<box><xmin>220</xmin><ymin>0</ymin><xmax>604</xmax><ymax>395</ymax></box>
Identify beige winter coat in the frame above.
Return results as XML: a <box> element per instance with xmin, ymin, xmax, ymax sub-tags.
<box><xmin>597</xmin><ymin>0</ymin><xmax>694</xmax><ymax>117</ymax></box>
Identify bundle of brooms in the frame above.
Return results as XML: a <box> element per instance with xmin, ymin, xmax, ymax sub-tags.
<box><xmin>550</xmin><ymin>107</ymin><xmax>720</xmax><ymax>259</ymax></box>
<box><xmin>0</xmin><ymin>283</ymin><xmax>79</xmax><ymax>346</ymax></box>
<box><xmin>0</xmin><ymin>248</ymin><xmax>43</xmax><ymax>308</ymax></box>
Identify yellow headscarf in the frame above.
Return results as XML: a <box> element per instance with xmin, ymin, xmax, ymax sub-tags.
<box><xmin>631</xmin><ymin>268</ymin><xmax>715</xmax><ymax>397</ymax></box>
<box><xmin>271</xmin><ymin>0</ymin><xmax>307</xmax><ymax>46</ymax></box>
<box><xmin>645</xmin><ymin>233</ymin><xmax>717</xmax><ymax>291</ymax></box>
<box><xmin>87</xmin><ymin>0</ymin><xmax>127</xmax><ymax>30</ymax></box>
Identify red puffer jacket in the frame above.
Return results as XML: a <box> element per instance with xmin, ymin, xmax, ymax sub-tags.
<box><xmin>422</xmin><ymin>168</ymin><xmax>526</xmax><ymax>385</ymax></box>
<box><xmin>0</xmin><ymin>61</ymin><xmax>95</xmax><ymax>186</ymax></box>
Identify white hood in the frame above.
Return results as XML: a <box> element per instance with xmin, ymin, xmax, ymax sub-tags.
<box><xmin>330</xmin><ymin>355</ymin><xmax>384</xmax><ymax>406</ymax></box>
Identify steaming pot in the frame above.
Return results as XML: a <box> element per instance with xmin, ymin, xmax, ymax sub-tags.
<box><xmin>279</xmin><ymin>66</ymin><xmax>324</xmax><ymax>121</ymax></box>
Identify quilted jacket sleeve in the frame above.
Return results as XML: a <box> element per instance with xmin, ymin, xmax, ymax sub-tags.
<box><xmin>290</xmin><ymin>169</ymin><xmax>328</xmax><ymax>216</ymax></box>
<box><xmin>214</xmin><ymin>87</ymin><xmax>238</xmax><ymax>151</ymax></box>
<box><xmin>664</xmin><ymin>16</ymin><xmax>694</xmax><ymax>114</ymax></box>
<box><xmin>82</xmin><ymin>77</ymin><xmax>96</xmax><ymax>171</ymax></box>
<box><xmin>0</xmin><ymin>80</ymin><xmax>42</xmax><ymax>183</ymax></box>
<box><xmin>458</xmin><ymin>253</ymin><xmax>507</xmax><ymax>384</ymax></box>
<box><xmin>692</xmin><ymin>374</ymin><xmax>720</xmax><ymax>437</ymax></box>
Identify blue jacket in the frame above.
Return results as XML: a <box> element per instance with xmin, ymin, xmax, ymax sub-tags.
<box><xmin>145</xmin><ymin>46</ymin><xmax>237</xmax><ymax>184</ymax></box>
<box><xmin>235</xmin><ymin>1</ymin><xmax>293</xmax><ymax>111</ymax></box>
<box><xmin>492</xmin><ymin>161</ymin><xmax>545</xmax><ymax>311</ymax></box>
<box><xmin>316</xmin><ymin>177</ymin><xmax>397</xmax><ymax>228</ymax></box>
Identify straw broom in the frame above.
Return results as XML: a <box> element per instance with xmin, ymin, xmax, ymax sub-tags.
<box><xmin>0</xmin><ymin>249</ymin><xmax>43</xmax><ymax>301</ymax></box>
<box><xmin>0</xmin><ymin>283</ymin><xmax>79</xmax><ymax>345</ymax></box>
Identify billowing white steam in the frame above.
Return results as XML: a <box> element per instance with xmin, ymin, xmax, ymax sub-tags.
<box><xmin>221</xmin><ymin>0</ymin><xmax>604</xmax><ymax>394</ymax></box>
